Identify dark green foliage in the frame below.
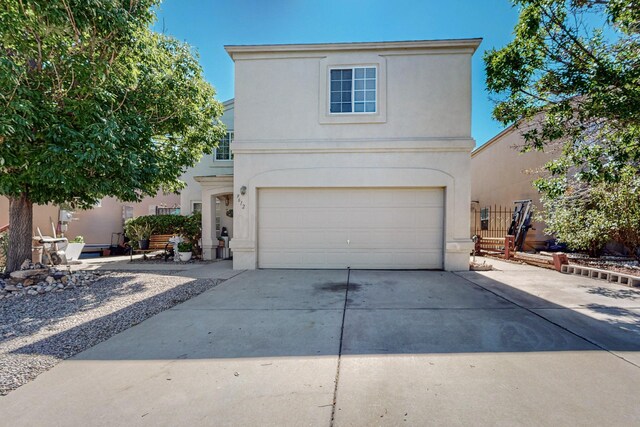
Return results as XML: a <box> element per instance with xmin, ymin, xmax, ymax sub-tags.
<box><xmin>540</xmin><ymin>173</ymin><xmax>640</xmax><ymax>258</ymax></box>
<box><xmin>124</xmin><ymin>215</ymin><xmax>187</xmax><ymax>236</ymax></box>
<box><xmin>177</xmin><ymin>241</ymin><xmax>193</xmax><ymax>253</ymax></box>
<box><xmin>124</xmin><ymin>212</ymin><xmax>202</xmax><ymax>254</ymax></box>
<box><xmin>485</xmin><ymin>0</ymin><xmax>640</xmax><ymax>188</ymax></box>
<box><xmin>0</xmin><ymin>1</ymin><xmax>224</xmax><ymax>270</ymax></box>
<box><xmin>485</xmin><ymin>0</ymin><xmax>640</xmax><ymax>254</ymax></box>
<box><xmin>0</xmin><ymin>1</ymin><xmax>225</xmax><ymax>205</ymax></box>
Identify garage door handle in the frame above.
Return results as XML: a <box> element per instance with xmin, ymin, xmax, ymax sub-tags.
<box><xmin>347</xmin><ymin>239</ymin><xmax>350</xmax><ymax>245</ymax></box>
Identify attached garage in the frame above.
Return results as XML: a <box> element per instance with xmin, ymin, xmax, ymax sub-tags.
<box><xmin>257</xmin><ymin>188</ymin><xmax>444</xmax><ymax>269</ymax></box>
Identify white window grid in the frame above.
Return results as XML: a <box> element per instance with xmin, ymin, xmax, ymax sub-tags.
<box><xmin>330</xmin><ymin>67</ymin><xmax>376</xmax><ymax>114</ymax></box>
<box><xmin>215</xmin><ymin>131</ymin><xmax>234</xmax><ymax>161</ymax></box>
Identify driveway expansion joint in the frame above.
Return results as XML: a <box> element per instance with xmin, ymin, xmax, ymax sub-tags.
<box><xmin>330</xmin><ymin>268</ymin><xmax>350</xmax><ymax>427</ymax></box>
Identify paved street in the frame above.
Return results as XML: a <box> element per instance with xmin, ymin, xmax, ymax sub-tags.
<box><xmin>1</xmin><ymin>259</ymin><xmax>639</xmax><ymax>426</ymax></box>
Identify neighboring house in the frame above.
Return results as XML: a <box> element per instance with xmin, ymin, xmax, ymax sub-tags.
<box><xmin>0</xmin><ymin>193</ymin><xmax>180</xmax><ymax>248</ymax></box>
<box><xmin>470</xmin><ymin>125</ymin><xmax>558</xmax><ymax>250</ymax></box>
<box><xmin>194</xmin><ymin>39</ymin><xmax>481</xmax><ymax>271</ymax></box>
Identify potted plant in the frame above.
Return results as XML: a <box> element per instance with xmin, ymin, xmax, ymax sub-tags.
<box><xmin>65</xmin><ymin>236</ymin><xmax>85</xmax><ymax>261</ymax></box>
<box><xmin>177</xmin><ymin>241</ymin><xmax>193</xmax><ymax>262</ymax></box>
<box><xmin>130</xmin><ymin>223</ymin><xmax>153</xmax><ymax>250</ymax></box>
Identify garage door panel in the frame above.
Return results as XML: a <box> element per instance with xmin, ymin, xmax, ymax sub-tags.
<box><xmin>258</xmin><ymin>188</ymin><xmax>444</xmax><ymax>269</ymax></box>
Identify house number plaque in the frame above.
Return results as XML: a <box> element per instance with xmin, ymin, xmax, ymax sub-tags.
<box><xmin>236</xmin><ymin>194</ymin><xmax>246</xmax><ymax>210</ymax></box>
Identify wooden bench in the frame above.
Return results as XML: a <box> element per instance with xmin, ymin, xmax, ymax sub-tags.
<box><xmin>131</xmin><ymin>234</ymin><xmax>174</xmax><ymax>261</ymax></box>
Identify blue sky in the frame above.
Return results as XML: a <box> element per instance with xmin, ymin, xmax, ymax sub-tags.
<box><xmin>154</xmin><ymin>0</ymin><xmax>520</xmax><ymax>147</ymax></box>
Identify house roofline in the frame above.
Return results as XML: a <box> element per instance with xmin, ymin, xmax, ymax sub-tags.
<box><xmin>222</xmin><ymin>98</ymin><xmax>234</xmax><ymax>107</ymax></box>
<box><xmin>471</xmin><ymin>124</ymin><xmax>516</xmax><ymax>158</ymax></box>
<box><xmin>225</xmin><ymin>38</ymin><xmax>482</xmax><ymax>59</ymax></box>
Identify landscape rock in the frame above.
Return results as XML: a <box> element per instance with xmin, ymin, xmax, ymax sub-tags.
<box><xmin>1</xmin><ymin>267</ymin><xmax>101</xmax><ymax>301</ymax></box>
<box><xmin>9</xmin><ymin>269</ymin><xmax>49</xmax><ymax>280</ymax></box>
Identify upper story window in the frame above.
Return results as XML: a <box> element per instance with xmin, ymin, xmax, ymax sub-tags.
<box><xmin>215</xmin><ymin>131</ymin><xmax>234</xmax><ymax>161</ymax></box>
<box><xmin>330</xmin><ymin>67</ymin><xmax>376</xmax><ymax>114</ymax></box>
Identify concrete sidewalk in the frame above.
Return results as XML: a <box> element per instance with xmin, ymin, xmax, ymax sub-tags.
<box><xmin>76</xmin><ymin>256</ymin><xmax>242</xmax><ymax>281</ymax></box>
<box><xmin>1</xmin><ymin>266</ymin><xmax>639</xmax><ymax>426</ymax></box>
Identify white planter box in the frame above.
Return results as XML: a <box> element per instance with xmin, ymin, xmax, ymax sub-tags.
<box><xmin>65</xmin><ymin>243</ymin><xmax>85</xmax><ymax>261</ymax></box>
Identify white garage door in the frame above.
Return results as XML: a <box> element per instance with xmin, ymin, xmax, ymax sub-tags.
<box><xmin>258</xmin><ymin>188</ymin><xmax>444</xmax><ymax>269</ymax></box>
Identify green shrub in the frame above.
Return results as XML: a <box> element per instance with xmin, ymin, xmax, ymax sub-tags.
<box><xmin>177</xmin><ymin>241</ymin><xmax>193</xmax><ymax>252</ymax></box>
<box><xmin>124</xmin><ymin>215</ymin><xmax>187</xmax><ymax>237</ymax></box>
<box><xmin>540</xmin><ymin>174</ymin><xmax>640</xmax><ymax>258</ymax></box>
<box><xmin>124</xmin><ymin>213</ymin><xmax>202</xmax><ymax>255</ymax></box>
<box><xmin>71</xmin><ymin>236</ymin><xmax>84</xmax><ymax>243</ymax></box>
<box><xmin>179</xmin><ymin>212</ymin><xmax>202</xmax><ymax>255</ymax></box>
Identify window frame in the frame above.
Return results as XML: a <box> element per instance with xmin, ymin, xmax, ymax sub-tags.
<box><xmin>215</xmin><ymin>131</ymin><xmax>234</xmax><ymax>161</ymax></box>
<box><xmin>318</xmin><ymin>56</ymin><xmax>387</xmax><ymax>125</ymax></box>
<box><xmin>328</xmin><ymin>66</ymin><xmax>377</xmax><ymax>115</ymax></box>
<box><xmin>480</xmin><ymin>207</ymin><xmax>489</xmax><ymax>231</ymax></box>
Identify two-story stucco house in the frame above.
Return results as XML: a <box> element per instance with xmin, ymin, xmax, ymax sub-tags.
<box><xmin>190</xmin><ymin>39</ymin><xmax>481</xmax><ymax>271</ymax></box>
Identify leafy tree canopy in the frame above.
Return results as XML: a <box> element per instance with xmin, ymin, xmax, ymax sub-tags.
<box><xmin>485</xmin><ymin>0</ymin><xmax>640</xmax><ymax>196</ymax></box>
<box><xmin>0</xmin><ymin>0</ymin><xmax>225</xmax><ymax>207</ymax></box>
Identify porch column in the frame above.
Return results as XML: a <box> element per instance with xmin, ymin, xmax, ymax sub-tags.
<box><xmin>201</xmin><ymin>193</ymin><xmax>215</xmax><ymax>260</ymax></box>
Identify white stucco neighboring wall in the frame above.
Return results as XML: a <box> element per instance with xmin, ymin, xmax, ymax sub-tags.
<box><xmin>226</xmin><ymin>39</ymin><xmax>480</xmax><ymax>271</ymax></box>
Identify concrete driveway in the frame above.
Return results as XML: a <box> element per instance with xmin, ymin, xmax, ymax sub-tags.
<box><xmin>1</xmin><ymin>261</ymin><xmax>640</xmax><ymax>426</ymax></box>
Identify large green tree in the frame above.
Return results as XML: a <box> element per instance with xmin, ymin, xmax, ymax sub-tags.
<box><xmin>0</xmin><ymin>1</ymin><xmax>224</xmax><ymax>271</ymax></box>
<box><xmin>485</xmin><ymin>0</ymin><xmax>640</xmax><ymax>254</ymax></box>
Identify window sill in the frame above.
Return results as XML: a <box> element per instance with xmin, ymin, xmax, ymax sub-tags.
<box><xmin>319</xmin><ymin>112</ymin><xmax>386</xmax><ymax>125</ymax></box>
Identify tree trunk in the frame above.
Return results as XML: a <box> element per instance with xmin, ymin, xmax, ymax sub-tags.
<box><xmin>7</xmin><ymin>193</ymin><xmax>33</xmax><ymax>272</ymax></box>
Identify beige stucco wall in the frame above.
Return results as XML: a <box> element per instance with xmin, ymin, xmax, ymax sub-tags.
<box><xmin>470</xmin><ymin>126</ymin><xmax>557</xmax><ymax>249</ymax></box>
<box><xmin>233</xmin><ymin>49</ymin><xmax>472</xmax><ymax>141</ymax></box>
<box><xmin>0</xmin><ymin>199</ymin><xmax>58</xmax><ymax>237</ymax></box>
<box><xmin>69</xmin><ymin>193</ymin><xmax>180</xmax><ymax>245</ymax></box>
<box><xmin>180</xmin><ymin>99</ymin><xmax>235</xmax><ymax>216</ymax></box>
<box><xmin>227</xmin><ymin>40</ymin><xmax>480</xmax><ymax>271</ymax></box>
<box><xmin>0</xmin><ymin>192</ymin><xmax>179</xmax><ymax>246</ymax></box>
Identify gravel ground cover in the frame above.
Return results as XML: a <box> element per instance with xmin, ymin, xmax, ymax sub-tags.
<box><xmin>0</xmin><ymin>271</ymin><xmax>220</xmax><ymax>395</ymax></box>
